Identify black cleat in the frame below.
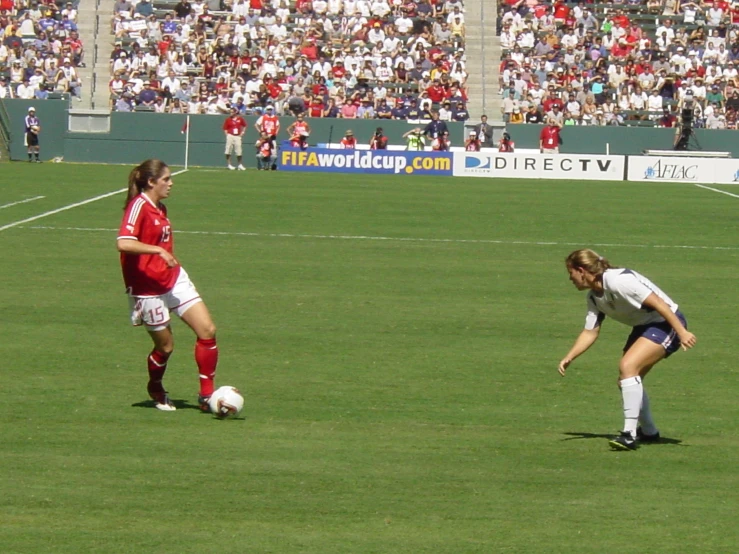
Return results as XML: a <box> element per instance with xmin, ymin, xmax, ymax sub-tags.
<box><xmin>609</xmin><ymin>431</ymin><xmax>637</xmax><ymax>451</ymax></box>
<box><xmin>636</xmin><ymin>427</ymin><xmax>661</xmax><ymax>443</ymax></box>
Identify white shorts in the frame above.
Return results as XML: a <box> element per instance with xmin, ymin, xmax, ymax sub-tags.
<box><xmin>225</xmin><ymin>134</ymin><xmax>242</xmax><ymax>156</ymax></box>
<box><xmin>128</xmin><ymin>268</ymin><xmax>202</xmax><ymax>331</ymax></box>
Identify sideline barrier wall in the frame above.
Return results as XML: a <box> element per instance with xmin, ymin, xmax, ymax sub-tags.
<box><xmin>627</xmin><ymin>156</ymin><xmax>739</xmax><ymax>184</ymax></box>
<box><xmin>278</xmin><ymin>147</ymin><xmax>453</xmax><ymax>176</ymax></box>
<box><xmin>452</xmin><ymin>152</ymin><xmax>626</xmax><ymax>181</ymax></box>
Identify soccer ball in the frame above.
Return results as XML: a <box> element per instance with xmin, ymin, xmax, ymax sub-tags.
<box><xmin>208</xmin><ymin>386</ymin><xmax>244</xmax><ymax>419</ymax></box>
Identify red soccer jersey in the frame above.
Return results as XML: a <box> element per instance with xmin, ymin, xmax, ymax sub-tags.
<box><xmin>340</xmin><ymin>137</ymin><xmax>356</xmax><ymax>149</ymax></box>
<box><xmin>540</xmin><ymin>126</ymin><xmax>561</xmax><ymax>149</ymax></box>
<box><xmin>257</xmin><ymin>114</ymin><xmax>280</xmax><ymax>136</ymax></box>
<box><xmin>118</xmin><ymin>194</ymin><xmax>180</xmax><ymax>296</ymax></box>
<box><xmin>223</xmin><ymin>115</ymin><xmax>247</xmax><ymax>135</ymax></box>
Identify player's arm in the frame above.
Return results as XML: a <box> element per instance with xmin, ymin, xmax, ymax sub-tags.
<box><xmin>117</xmin><ymin>238</ymin><xmax>178</xmax><ymax>267</ymax></box>
<box><xmin>641</xmin><ymin>293</ymin><xmax>697</xmax><ymax>350</ymax></box>
<box><xmin>558</xmin><ymin>327</ymin><xmax>600</xmax><ymax>376</ymax></box>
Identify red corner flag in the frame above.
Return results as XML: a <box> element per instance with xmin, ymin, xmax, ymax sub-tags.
<box><xmin>181</xmin><ymin>118</ymin><xmax>189</xmax><ymax>134</ymax></box>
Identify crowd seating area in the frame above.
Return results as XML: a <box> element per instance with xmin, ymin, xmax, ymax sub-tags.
<box><xmin>108</xmin><ymin>0</ymin><xmax>470</xmax><ymax>121</ymax></box>
<box><xmin>498</xmin><ymin>0</ymin><xmax>739</xmax><ymax>129</ymax></box>
<box><xmin>0</xmin><ymin>0</ymin><xmax>84</xmax><ymax>101</ymax></box>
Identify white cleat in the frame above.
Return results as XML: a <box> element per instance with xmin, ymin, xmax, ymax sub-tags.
<box><xmin>227</xmin><ymin>164</ymin><xmax>236</xmax><ymax>170</ymax></box>
<box><xmin>155</xmin><ymin>401</ymin><xmax>177</xmax><ymax>411</ymax></box>
<box><xmin>237</xmin><ymin>164</ymin><xmax>246</xmax><ymax>170</ymax></box>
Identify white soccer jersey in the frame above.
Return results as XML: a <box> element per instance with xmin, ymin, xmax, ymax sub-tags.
<box><xmin>584</xmin><ymin>268</ymin><xmax>678</xmax><ymax>330</ymax></box>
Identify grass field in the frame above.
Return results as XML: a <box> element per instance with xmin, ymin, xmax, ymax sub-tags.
<box><xmin>1</xmin><ymin>164</ymin><xmax>738</xmax><ymax>553</ymax></box>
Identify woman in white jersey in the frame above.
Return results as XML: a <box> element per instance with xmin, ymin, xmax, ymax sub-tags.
<box><xmin>558</xmin><ymin>249</ymin><xmax>697</xmax><ymax>451</ymax></box>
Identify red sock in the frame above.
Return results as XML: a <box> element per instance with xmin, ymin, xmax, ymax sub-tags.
<box><xmin>147</xmin><ymin>349</ymin><xmax>171</xmax><ymax>393</ymax></box>
<box><xmin>195</xmin><ymin>338</ymin><xmax>218</xmax><ymax>397</ymax></box>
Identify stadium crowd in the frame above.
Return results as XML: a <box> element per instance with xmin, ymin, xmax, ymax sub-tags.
<box><xmin>106</xmin><ymin>0</ymin><xmax>469</xmax><ymax>122</ymax></box>
<box><xmin>0</xmin><ymin>0</ymin><xmax>85</xmax><ymax>101</ymax></box>
<box><xmin>497</xmin><ymin>0</ymin><xmax>739</xmax><ymax>129</ymax></box>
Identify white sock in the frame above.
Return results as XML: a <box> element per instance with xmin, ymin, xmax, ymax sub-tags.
<box><xmin>620</xmin><ymin>376</ymin><xmax>643</xmax><ymax>438</ymax></box>
<box><xmin>639</xmin><ymin>389</ymin><xmax>659</xmax><ymax>435</ymax></box>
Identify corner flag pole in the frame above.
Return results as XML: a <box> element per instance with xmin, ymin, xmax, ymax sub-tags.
<box><xmin>184</xmin><ymin>114</ymin><xmax>191</xmax><ymax>170</ymax></box>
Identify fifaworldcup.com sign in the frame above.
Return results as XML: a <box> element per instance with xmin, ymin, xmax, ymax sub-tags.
<box><xmin>453</xmin><ymin>152</ymin><xmax>626</xmax><ymax>181</ymax></box>
<box><xmin>279</xmin><ymin>147</ymin><xmax>452</xmax><ymax>176</ymax></box>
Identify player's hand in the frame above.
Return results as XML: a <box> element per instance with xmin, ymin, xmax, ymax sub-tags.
<box><xmin>558</xmin><ymin>358</ymin><xmax>571</xmax><ymax>377</ymax></box>
<box><xmin>158</xmin><ymin>248</ymin><xmax>178</xmax><ymax>268</ymax></box>
<box><xmin>679</xmin><ymin>331</ymin><xmax>697</xmax><ymax>351</ymax></box>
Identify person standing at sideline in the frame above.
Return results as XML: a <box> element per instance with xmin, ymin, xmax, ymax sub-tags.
<box><xmin>223</xmin><ymin>107</ymin><xmax>247</xmax><ymax>170</ymax></box>
<box><xmin>25</xmin><ymin>107</ymin><xmax>41</xmax><ymax>162</ymax></box>
<box><xmin>558</xmin><ymin>249</ymin><xmax>697</xmax><ymax>451</ymax></box>
<box><xmin>117</xmin><ymin>159</ymin><xmax>220</xmax><ymax>412</ymax></box>
<box><xmin>539</xmin><ymin>117</ymin><xmax>562</xmax><ymax>153</ymax></box>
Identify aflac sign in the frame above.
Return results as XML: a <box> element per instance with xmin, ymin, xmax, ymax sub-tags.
<box><xmin>628</xmin><ymin>156</ymin><xmax>711</xmax><ymax>183</ymax></box>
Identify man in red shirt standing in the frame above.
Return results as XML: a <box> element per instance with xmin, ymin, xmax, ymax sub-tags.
<box><xmin>539</xmin><ymin>118</ymin><xmax>563</xmax><ymax>153</ymax></box>
<box><xmin>223</xmin><ymin>107</ymin><xmax>247</xmax><ymax>170</ymax></box>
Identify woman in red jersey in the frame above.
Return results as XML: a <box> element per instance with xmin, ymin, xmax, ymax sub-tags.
<box><xmin>117</xmin><ymin>159</ymin><xmax>219</xmax><ymax>412</ymax></box>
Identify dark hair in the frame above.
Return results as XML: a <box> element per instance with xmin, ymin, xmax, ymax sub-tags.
<box><xmin>125</xmin><ymin>159</ymin><xmax>169</xmax><ymax>208</ymax></box>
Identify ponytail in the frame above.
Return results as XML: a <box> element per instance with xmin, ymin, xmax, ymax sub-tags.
<box><xmin>565</xmin><ymin>248</ymin><xmax>615</xmax><ymax>277</ymax></box>
<box><xmin>124</xmin><ymin>159</ymin><xmax>169</xmax><ymax>209</ymax></box>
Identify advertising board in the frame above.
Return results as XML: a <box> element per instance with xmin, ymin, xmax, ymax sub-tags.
<box><xmin>278</xmin><ymin>147</ymin><xmax>453</xmax><ymax>176</ymax></box>
<box><xmin>453</xmin><ymin>152</ymin><xmax>625</xmax><ymax>181</ymax></box>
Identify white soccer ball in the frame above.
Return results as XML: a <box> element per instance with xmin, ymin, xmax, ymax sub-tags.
<box><xmin>208</xmin><ymin>386</ymin><xmax>244</xmax><ymax>419</ymax></box>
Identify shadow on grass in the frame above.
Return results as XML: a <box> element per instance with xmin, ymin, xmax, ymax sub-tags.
<box><xmin>562</xmin><ymin>432</ymin><xmax>685</xmax><ymax>446</ymax></box>
<box><xmin>131</xmin><ymin>399</ymin><xmax>246</xmax><ymax>420</ymax></box>
<box><xmin>131</xmin><ymin>398</ymin><xmax>203</xmax><ymax>411</ymax></box>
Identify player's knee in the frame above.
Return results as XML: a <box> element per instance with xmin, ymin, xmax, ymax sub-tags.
<box><xmin>156</xmin><ymin>342</ymin><xmax>174</xmax><ymax>357</ymax></box>
<box><xmin>200</xmin><ymin>322</ymin><xmax>216</xmax><ymax>340</ymax></box>
<box><xmin>618</xmin><ymin>359</ymin><xmax>641</xmax><ymax>379</ymax></box>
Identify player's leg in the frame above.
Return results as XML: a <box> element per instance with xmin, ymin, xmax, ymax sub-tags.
<box><xmin>180</xmin><ymin>302</ymin><xmax>218</xmax><ymax>408</ymax></box>
<box><xmin>637</xmin><ymin>363</ymin><xmax>660</xmax><ymax>439</ymax></box>
<box><xmin>131</xmin><ymin>295</ymin><xmax>176</xmax><ymax>411</ymax></box>
<box><xmin>146</xmin><ymin>326</ymin><xmax>175</xmax><ymax>410</ymax></box>
<box><xmin>611</xmin><ymin>338</ymin><xmax>666</xmax><ymax>449</ymax></box>
<box><xmin>167</xmin><ymin>269</ymin><xmax>217</xmax><ymax>408</ymax></box>
<box><xmin>34</xmin><ymin>144</ymin><xmax>40</xmax><ymax>162</ymax></box>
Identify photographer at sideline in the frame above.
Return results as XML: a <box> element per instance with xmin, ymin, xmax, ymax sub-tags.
<box><xmin>432</xmin><ymin>130</ymin><xmax>451</xmax><ymax>151</ymax></box>
<box><xmin>370</xmin><ymin>127</ymin><xmax>388</xmax><ymax>150</ymax></box>
<box><xmin>255</xmin><ymin>131</ymin><xmax>277</xmax><ymax>170</ymax></box>
<box><xmin>497</xmin><ymin>132</ymin><xmax>515</xmax><ymax>153</ymax></box>
<box><xmin>403</xmin><ymin>128</ymin><xmax>426</xmax><ymax>151</ymax></box>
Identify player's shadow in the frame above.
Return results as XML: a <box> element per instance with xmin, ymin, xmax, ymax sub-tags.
<box><xmin>562</xmin><ymin>431</ymin><xmax>685</xmax><ymax>446</ymax></box>
<box><xmin>131</xmin><ymin>398</ymin><xmax>203</xmax><ymax>411</ymax></box>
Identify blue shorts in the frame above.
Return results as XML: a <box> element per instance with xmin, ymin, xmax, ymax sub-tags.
<box><xmin>624</xmin><ymin>311</ymin><xmax>687</xmax><ymax>358</ymax></box>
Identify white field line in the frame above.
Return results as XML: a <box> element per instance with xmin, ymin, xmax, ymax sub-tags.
<box><xmin>21</xmin><ymin>225</ymin><xmax>739</xmax><ymax>252</ymax></box>
<box><xmin>0</xmin><ymin>195</ymin><xmax>45</xmax><ymax>210</ymax></box>
<box><xmin>694</xmin><ymin>183</ymin><xmax>739</xmax><ymax>199</ymax></box>
<box><xmin>0</xmin><ymin>169</ymin><xmax>188</xmax><ymax>233</ymax></box>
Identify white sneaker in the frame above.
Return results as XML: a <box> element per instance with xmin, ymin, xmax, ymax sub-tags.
<box><xmin>155</xmin><ymin>401</ymin><xmax>176</xmax><ymax>411</ymax></box>
<box><xmin>237</xmin><ymin>164</ymin><xmax>246</xmax><ymax>170</ymax></box>
<box><xmin>227</xmin><ymin>164</ymin><xmax>235</xmax><ymax>170</ymax></box>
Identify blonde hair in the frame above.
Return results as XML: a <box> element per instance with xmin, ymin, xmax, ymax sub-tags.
<box><xmin>565</xmin><ymin>248</ymin><xmax>614</xmax><ymax>276</ymax></box>
<box><xmin>124</xmin><ymin>159</ymin><xmax>169</xmax><ymax>209</ymax></box>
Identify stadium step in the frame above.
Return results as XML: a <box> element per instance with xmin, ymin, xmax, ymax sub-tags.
<box><xmin>464</xmin><ymin>0</ymin><xmax>502</xmax><ymax>124</ymax></box>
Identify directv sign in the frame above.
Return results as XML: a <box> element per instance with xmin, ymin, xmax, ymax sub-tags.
<box><xmin>278</xmin><ymin>147</ymin><xmax>453</xmax><ymax>176</ymax></box>
<box><xmin>454</xmin><ymin>152</ymin><xmax>625</xmax><ymax>181</ymax></box>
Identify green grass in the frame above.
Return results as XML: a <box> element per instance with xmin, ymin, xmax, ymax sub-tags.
<box><xmin>1</xmin><ymin>165</ymin><xmax>738</xmax><ymax>553</ymax></box>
